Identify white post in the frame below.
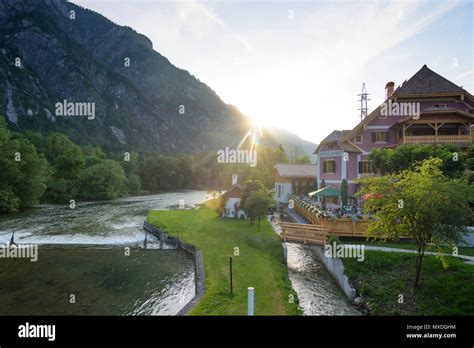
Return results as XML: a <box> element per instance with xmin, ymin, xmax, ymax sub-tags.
<box><xmin>248</xmin><ymin>287</ymin><xmax>254</xmax><ymax>316</ymax></box>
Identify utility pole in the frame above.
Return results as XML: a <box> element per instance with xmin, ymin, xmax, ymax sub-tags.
<box><xmin>357</xmin><ymin>83</ymin><xmax>370</xmax><ymax>121</ymax></box>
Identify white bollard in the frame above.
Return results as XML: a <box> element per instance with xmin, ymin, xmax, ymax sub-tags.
<box><xmin>248</xmin><ymin>287</ymin><xmax>254</xmax><ymax>316</ymax></box>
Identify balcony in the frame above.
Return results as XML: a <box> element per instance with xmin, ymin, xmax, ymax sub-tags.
<box><xmin>403</xmin><ymin>134</ymin><xmax>472</xmax><ymax>144</ymax></box>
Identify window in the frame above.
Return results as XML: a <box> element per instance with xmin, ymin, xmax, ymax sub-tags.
<box><xmin>354</xmin><ymin>135</ymin><xmax>363</xmax><ymax>144</ymax></box>
<box><xmin>372</xmin><ymin>131</ymin><xmax>390</xmax><ymax>143</ymax></box>
<box><xmin>323</xmin><ymin>160</ymin><xmax>336</xmax><ymax>174</ymax></box>
<box><xmin>358</xmin><ymin>161</ymin><xmax>373</xmax><ymax>174</ymax></box>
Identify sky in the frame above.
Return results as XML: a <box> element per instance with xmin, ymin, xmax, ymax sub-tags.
<box><xmin>74</xmin><ymin>0</ymin><xmax>474</xmax><ymax>144</ymax></box>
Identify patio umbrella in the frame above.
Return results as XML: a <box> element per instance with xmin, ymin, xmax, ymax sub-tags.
<box><xmin>308</xmin><ymin>186</ymin><xmax>341</xmax><ymax>198</ymax></box>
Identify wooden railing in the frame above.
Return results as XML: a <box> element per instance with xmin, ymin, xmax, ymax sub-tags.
<box><xmin>404</xmin><ymin>135</ymin><xmax>471</xmax><ymax>144</ymax></box>
<box><xmin>279</xmin><ymin>222</ymin><xmax>329</xmax><ymax>245</ymax></box>
<box><xmin>290</xmin><ymin>197</ymin><xmax>370</xmax><ymax>238</ymax></box>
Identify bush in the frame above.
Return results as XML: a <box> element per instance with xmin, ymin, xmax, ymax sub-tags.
<box><xmin>327</xmin><ymin>235</ymin><xmax>341</xmax><ymax>246</ymax></box>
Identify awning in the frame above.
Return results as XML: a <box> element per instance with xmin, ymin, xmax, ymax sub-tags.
<box><xmin>308</xmin><ymin>186</ymin><xmax>341</xmax><ymax>197</ymax></box>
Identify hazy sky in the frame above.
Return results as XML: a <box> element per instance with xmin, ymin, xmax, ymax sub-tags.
<box><xmin>74</xmin><ymin>0</ymin><xmax>473</xmax><ymax>144</ymax></box>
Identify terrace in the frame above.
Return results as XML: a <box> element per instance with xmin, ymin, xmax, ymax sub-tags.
<box><xmin>398</xmin><ymin>113</ymin><xmax>473</xmax><ymax>145</ymax></box>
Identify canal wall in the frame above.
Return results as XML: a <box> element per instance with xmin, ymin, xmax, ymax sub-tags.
<box><xmin>285</xmin><ymin>210</ymin><xmax>357</xmax><ymax>301</ymax></box>
<box><xmin>143</xmin><ymin>221</ymin><xmax>205</xmax><ymax>316</ymax></box>
<box><xmin>310</xmin><ymin>245</ymin><xmax>357</xmax><ymax>301</ymax></box>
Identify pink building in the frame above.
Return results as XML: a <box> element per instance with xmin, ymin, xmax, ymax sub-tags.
<box><xmin>314</xmin><ymin>65</ymin><xmax>474</xmax><ymax>199</ymax></box>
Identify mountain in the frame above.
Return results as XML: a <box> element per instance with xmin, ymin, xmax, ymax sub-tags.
<box><xmin>263</xmin><ymin>127</ymin><xmax>318</xmax><ymax>163</ymax></box>
<box><xmin>0</xmin><ymin>0</ymin><xmax>316</xmax><ymax>159</ymax></box>
<box><xmin>0</xmin><ymin>0</ymin><xmax>251</xmax><ymax>154</ymax></box>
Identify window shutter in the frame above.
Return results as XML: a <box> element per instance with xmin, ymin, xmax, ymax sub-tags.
<box><xmin>385</xmin><ymin>131</ymin><xmax>390</xmax><ymax>142</ymax></box>
<box><xmin>358</xmin><ymin>161</ymin><xmax>362</xmax><ymax>174</ymax></box>
<box><xmin>333</xmin><ymin>160</ymin><xmax>336</xmax><ymax>173</ymax></box>
<box><xmin>371</xmin><ymin>132</ymin><xmax>376</xmax><ymax>142</ymax></box>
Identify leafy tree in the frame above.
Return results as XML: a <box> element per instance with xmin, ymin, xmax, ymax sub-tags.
<box><xmin>82</xmin><ymin>145</ymin><xmax>107</xmax><ymax>168</ymax></box>
<box><xmin>40</xmin><ymin>133</ymin><xmax>85</xmax><ymax>202</ymax></box>
<box><xmin>465</xmin><ymin>142</ymin><xmax>474</xmax><ymax>171</ymax></box>
<box><xmin>43</xmin><ymin>133</ymin><xmax>85</xmax><ymax>179</ymax></box>
<box><xmin>0</xmin><ymin>190</ymin><xmax>20</xmax><ymax>213</ymax></box>
<box><xmin>357</xmin><ymin>158</ymin><xmax>474</xmax><ymax>287</ymax></box>
<box><xmin>126</xmin><ymin>172</ymin><xmax>141</xmax><ymax>194</ymax></box>
<box><xmin>240</xmin><ymin>179</ymin><xmax>265</xmax><ymax>209</ymax></box>
<box><xmin>275</xmin><ymin>144</ymin><xmax>288</xmax><ymax>163</ymax></box>
<box><xmin>243</xmin><ymin>189</ymin><xmax>273</xmax><ymax>230</ymax></box>
<box><xmin>370</xmin><ymin>144</ymin><xmax>465</xmax><ymax>178</ymax></box>
<box><xmin>0</xmin><ymin>118</ymin><xmax>48</xmax><ymax>211</ymax></box>
<box><xmin>79</xmin><ymin>160</ymin><xmax>127</xmax><ymax>200</ymax></box>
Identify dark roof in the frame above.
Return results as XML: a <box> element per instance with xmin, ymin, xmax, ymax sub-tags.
<box><xmin>395</xmin><ymin>65</ymin><xmax>466</xmax><ymax>95</ymax></box>
<box><xmin>314</xmin><ymin>130</ymin><xmax>362</xmax><ymax>154</ymax></box>
<box><xmin>320</xmin><ymin>130</ymin><xmax>351</xmax><ymax>143</ymax></box>
<box><xmin>222</xmin><ymin>184</ymin><xmax>243</xmax><ymax>197</ymax></box>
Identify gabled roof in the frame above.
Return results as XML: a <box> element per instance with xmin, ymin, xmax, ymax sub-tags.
<box><xmin>314</xmin><ymin>129</ymin><xmax>363</xmax><ymax>153</ymax></box>
<box><xmin>314</xmin><ymin>130</ymin><xmax>355</xmax><ymax>153</ymax></box>
<box><xmin>320</xmin><ymin>130</ymin><xmax>351</xmax><ymax>143</ymax></box>
<box><xmin>221</xmin><ymin>184</ymin><xmax>243</xmax><ymax>197</ymax></box>
<box><xmin>274</xmin><ymin>164</ymin><xmax>316</xmax><ymax>177</ymax></box>
<box><xmin>322</xmin><ymin>65</ymin><xmax>473</xmax><ymax>147</ymax></box>
<box><xmin>395</xmin><ymin>65</ymin><xmax>467</xmax><ymax>95</ymax></box>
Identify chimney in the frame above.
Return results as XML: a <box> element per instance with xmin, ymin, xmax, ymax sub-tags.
<box><xmin>385</xmin><ymin>81</ymin><xmax>395</xmax><ymax>99</ymax></box>
<box><xmin>232</xmin><ymin>174</ymin><xmax>238</xmax><ymax>186</ymax></box>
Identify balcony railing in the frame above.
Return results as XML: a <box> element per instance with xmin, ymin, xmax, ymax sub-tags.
<box><xmin>403</xmin><ymin>135</ymin><xmax>471</xmax><ymax>144</ymax></box>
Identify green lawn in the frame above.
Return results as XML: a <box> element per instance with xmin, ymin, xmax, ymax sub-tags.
<box><xmin>147</xmin><ymin>206</ymin><xmax>301</xmax><ymax>315</ymax></box>
<box><xmin>341</xmin><ymin>238</ymin><xmax>474</xmax><ymax>257</ymax></box>
<box><xmin>344</xmin><ymin>250</ymin><xmax>474</xmax><ymax>315</ymax></box>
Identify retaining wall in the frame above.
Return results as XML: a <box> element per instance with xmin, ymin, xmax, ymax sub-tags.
<box><xmin>143</xmin><ymin>221</ymin><xmax>205</xmax><ymax>315</ymax></box>
<box><xmin>311</xmin><ymin>245</ymin><xmax>357</xmax><ymax>300</ymax></box>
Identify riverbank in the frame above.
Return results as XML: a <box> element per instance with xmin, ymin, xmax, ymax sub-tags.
<box><xmin>147</xmin><ymin>206</ymin><xmax>302</xmax><ymax>315</ymax></box>
<box><xmin>343</xmin><ymin>250</ymin><xmax>474</xmax><ymax>315</ymax></box>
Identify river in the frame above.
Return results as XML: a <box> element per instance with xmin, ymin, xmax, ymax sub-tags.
<box><xmin>0</xmin><ymin>191</ymin><xmax>360</xmax><ymax>315</ymax></box>
<box><xmin>0</xmin><ymin>191</ymin><xmax>208</xmax><ymax>315</ymax></box>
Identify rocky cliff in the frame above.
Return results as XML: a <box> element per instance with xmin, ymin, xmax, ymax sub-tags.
<box><xmin>0</xmin><ymin>0</ymin><xmax>250</xmax><ymax>154</ymax></box>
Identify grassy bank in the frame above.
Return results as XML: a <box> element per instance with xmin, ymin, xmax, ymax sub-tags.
<box><xmin>340</xmin><ymin>238</ymin><xmax>474</xmax><ymax>257</ymax></box>
<box><xmin>147</xmin><ymin>205</ymin><xmax>301</xmax><ymax>315</ymax></box>
<box><xmin>344</xmin><ymin>250</ymin><xmax>474</xmax><ymax>315</ymax></box>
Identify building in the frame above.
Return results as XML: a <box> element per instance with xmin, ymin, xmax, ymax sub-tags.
<box><xmin>221</xmin><ymin>174</ymin><xmax>246</xmax><ymax>219</ymax></box>
<box><xmin>314</xmin><ymin>65</ymin><xmax>474</xmax><ymax>198</ymax></box>
<box><xmin>274</xmin><ymin>164</ymin><xmax>317</xmax><ymax>203</ymax></box>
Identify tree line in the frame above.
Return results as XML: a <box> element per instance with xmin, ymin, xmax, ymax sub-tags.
<box><xmin>0</xmin><ymin>117</ymin><xmax>293</xmax><ymax>213</ymax></box>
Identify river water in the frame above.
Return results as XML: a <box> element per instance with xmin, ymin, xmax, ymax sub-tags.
<box><xmin>0</xmin><ymin>191</ymin><xmax>208</xmax><ymax>315</ymax></box>
<box><xmin>286</xmin><ymin>243</ymin><xmax>362</xmax><ymax>315</ymax></box>
<box><xmin>0</xmin><ymin>191</ymin><xmax>360</xmax><ymax>316</ymax></box>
